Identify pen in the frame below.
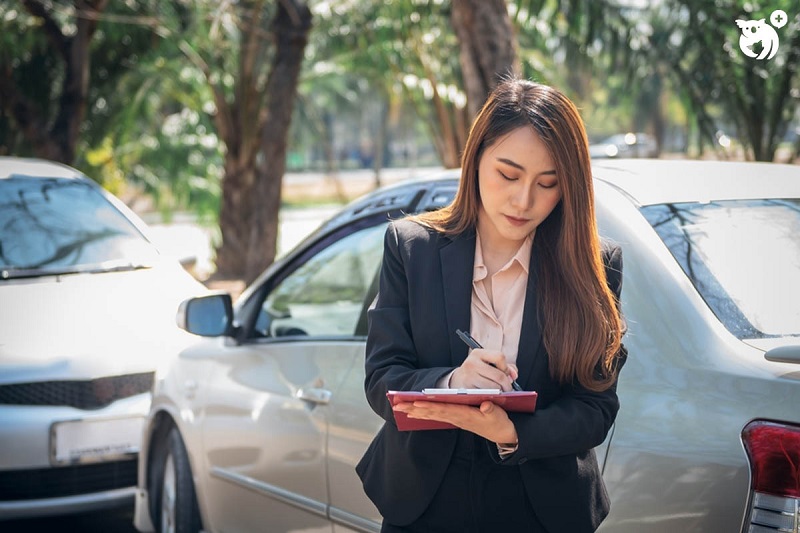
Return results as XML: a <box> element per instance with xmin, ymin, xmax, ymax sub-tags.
<box><xmin>455</xmin><ymin>329</ymin><xmax>523</xmax><ymax>391</ymax></box>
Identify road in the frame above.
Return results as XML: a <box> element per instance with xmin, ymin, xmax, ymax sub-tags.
<box><xmin>147</xmin><ymin>204</ymin><xmax>344</xmax><ymax>282</ymax></box>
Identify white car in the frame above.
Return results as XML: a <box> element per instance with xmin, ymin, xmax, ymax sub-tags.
<box><xmin>0</xmin><ymin>158</ymin><xmax>205</xmax><ymax>520</ymax></box>
<box><xmin>136</xmin><ymin>160</ymin><xmax>800</xmax><ymax>533</ymax></box>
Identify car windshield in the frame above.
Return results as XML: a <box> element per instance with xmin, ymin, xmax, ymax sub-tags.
<box><xmin>642</xmin><ymin>199</ymin><xmax>800</xmax><ymax>339</ymax></box>
<box><xmin>0</xmin><ymin>176</ymin><xmax>158</xmax><ymax>277</ymax></box>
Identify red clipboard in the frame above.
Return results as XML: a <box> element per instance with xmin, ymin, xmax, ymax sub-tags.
<box><xmin>387</xmin><ymin>389</ymin><xmax>538</xmax><ymax>431</ymax></box>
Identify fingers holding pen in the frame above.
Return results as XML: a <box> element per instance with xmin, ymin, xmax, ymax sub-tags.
<box><xmin>453</xmin><ymin>329</ymin><xmax>521</xmax><ymax>391</ymax></box>
<box><xmin>479</xmin><ymin>349</ymin><xmax>517</xmax><ymax>381</ymax></box>
<box><xmin>451</xmin><ymin>348</ymin><xmax>515</xmax><ymax>391</ymax></box>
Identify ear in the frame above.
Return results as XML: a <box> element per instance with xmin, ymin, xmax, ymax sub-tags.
<box><xmin>758</xmin><ymin>18</ymin><xmax>766</xmax><ymax>24</ymax></box>
<box><xmin>735</xmin><ymin>19</ymin><xmax>747</xmax><ymax>28</ymax></box>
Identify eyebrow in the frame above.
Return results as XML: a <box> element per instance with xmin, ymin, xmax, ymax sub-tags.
<box><xmin>496</xmin><ymin>157</ymin><xmax>557</xmax><ymax>176</ymax></box>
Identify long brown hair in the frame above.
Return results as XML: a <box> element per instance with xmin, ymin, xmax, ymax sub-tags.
<box><xmin>412</xmin><ymin>78</ymin><xmax>623</xmax><ymax>392</ymax></box>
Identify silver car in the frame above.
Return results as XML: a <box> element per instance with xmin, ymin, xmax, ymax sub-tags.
<box><xmin>0</xmin><ymin>157</ymin><xmax>205</xmax><ymax>520</ymax></box>
<box><xmin>134</xmin><ymin>159</ymin><xmax>800</xmax><ymax>533</ymax></box>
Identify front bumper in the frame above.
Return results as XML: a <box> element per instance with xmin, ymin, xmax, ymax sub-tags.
<box><xmin>0</xmin><ymin>486</ymin><xmax>136</xmax><ymax>520</ymax></box>
<box><xmin>0</xmin><ymin>393</ymin><xmax>150</xmax><ymax>519</ymax></box>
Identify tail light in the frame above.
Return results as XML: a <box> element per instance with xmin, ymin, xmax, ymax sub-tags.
<box><xmin>742</xmin><ymin>420</ymin><xmax>800</xmax><ymax>532</ymax></box>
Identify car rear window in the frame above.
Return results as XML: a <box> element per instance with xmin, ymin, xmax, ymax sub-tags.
<box><xmin>641</xmin><ymin>199</ymin><xmax>800</xmax><ymax>339</ymax></box>
<box><xmin>0</xmin><ymin>177</ymin><xmax>158</xmax><ymax>273</ymax></box>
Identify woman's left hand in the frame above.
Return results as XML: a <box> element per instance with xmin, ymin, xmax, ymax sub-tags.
<box><xmin>393</xmin><ymin>401</ymin><xmax>518</xmax><ymax>444</ymax></box>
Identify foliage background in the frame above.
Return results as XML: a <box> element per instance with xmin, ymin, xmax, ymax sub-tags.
<box><xmin>1</xmin><ymin>0</ymin><xmax>798</xmax><ymax>277</ymax></box>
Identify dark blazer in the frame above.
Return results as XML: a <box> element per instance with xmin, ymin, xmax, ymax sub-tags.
<box><xmin>356</xmin><ymin>218</ymin><xmax>626</xmax><ymax>532</ymax></box>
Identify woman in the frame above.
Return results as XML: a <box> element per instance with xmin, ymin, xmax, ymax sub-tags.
<box><xmin>356</xmin><ymin>78</ymin><xmax>627</xmax><ymax>532</ymax></box>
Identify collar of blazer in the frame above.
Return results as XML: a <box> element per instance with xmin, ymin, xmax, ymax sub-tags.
<box><xmin>438</xmin><ymin>229</ymin><xmax>543</xmax><ymax>389</ymax></box>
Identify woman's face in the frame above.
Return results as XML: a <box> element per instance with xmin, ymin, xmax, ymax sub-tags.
<box><xmin>476</xmin><ymin>126</ymin><xmax>562</xmax><ymax>250</ymax></box>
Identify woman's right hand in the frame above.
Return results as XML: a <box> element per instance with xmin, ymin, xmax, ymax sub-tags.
<box><xmin>450</xmin><ymin>348</ymin><xmax>518</xmax><ymax>392</ymax></box>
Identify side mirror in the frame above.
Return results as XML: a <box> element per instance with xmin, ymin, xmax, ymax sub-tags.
<box><xmin>765</xmin><ymin>345</ymin><xmax>800</xmax><ymax>364</ymax></box>
<box><xmin>177</xmin><ymin>293</ymin><xmax>233</xmax><ymax>337</ymax></box>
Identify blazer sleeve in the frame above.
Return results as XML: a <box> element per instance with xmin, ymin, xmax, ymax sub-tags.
<box><xmin>363</xmin><ymin>222</ymin><xmax>455</xmax><ymax>424</ymax></box>
<box><xmin>491</xmin><ymin>243</ymin><xmax>628</xmax><ymax>464</ymax></box>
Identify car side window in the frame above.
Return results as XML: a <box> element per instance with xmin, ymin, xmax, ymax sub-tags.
<box><xmin>254</xmin><ymin>222</ymin><xmax>388</xmax><ymax>339</ymax></box>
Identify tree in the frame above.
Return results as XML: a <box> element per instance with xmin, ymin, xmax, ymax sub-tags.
<box><xmin>102</xmin><ymin>57</ymin><xmax>224</xmax><ymax>220</ymax></box>
<box><xmin>451</xmin><ymin>0</ymin><xmax>521</xmax><ymax>118</ymax></box>
<box><xmin>312</xmin><ymin>0</ymin><xmax>467</xmax><ymax>168</ymax></box>
<box><xmin>0</xmin><ymin>1</ymin><xmax>158</xmax><ymax>165</ymax></box>
<box><xmin>605</xmin><ymin>0</ymin><xmax>799</xmax><ymax>161</ymax></box>
<box><xmin>0</xmin><ymin>0</ymin><xmax>108</xmax><ymax>163</ymax></box>
<box><xmin>313</xmin><ymin>0</ymin><xmax>519</xmax><ymax>170</ymax></box>
<box><xmin>245</xmin><ymin>1</ymin><xmax>313</xmax><ymax>281</ymax></box>
<box><xmin>0</xmin><ymin>0</ymin><xmax>227</xmax><ymax>207</ymax></box>
<box><xmin>677</xmin><ymin>0</ymin><xmax>798</xmax><ymax>161</ymax></box>
<box><xmin>173</xmin><ymin>0</ymin><xmax>311</xmax><ymax>283</ymax></box>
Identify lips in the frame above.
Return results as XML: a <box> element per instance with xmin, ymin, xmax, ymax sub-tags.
<box><xmin>504</xmin><ymin>215</ymin><xmax>530</xmax><ymax>227</ymax></box>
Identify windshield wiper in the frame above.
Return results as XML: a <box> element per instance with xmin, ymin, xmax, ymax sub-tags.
<box><xmin>84</xmin><ymin>262</ymin><xmax>153</xmax><ymax>274</ymax></box>
<box><xmin>1</xmin><ymin>261</ymin><xmax>152</xmax><ymax>280</ymax></box>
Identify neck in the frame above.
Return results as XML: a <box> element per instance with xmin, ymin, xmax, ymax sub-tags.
<box><xmin>477</xmin><ymin>228</ymin><xmax>534</xmax><ymax>277</ymax></box>
<box><xmin>476</xmin><ymin>219</ymin><xmax>534</xmax><ymax>258</ymax></box>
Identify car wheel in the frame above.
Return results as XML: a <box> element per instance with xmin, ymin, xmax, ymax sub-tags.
<box><xmin>157</xmin><ymin>428</ymin><xmax>202</xmax><ymax>533</ymax></box>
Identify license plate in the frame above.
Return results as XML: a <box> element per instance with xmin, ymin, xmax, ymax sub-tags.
<box><xmin>51</xmin><ymin>416</ymin><xmax>145</xmax><ymax>465</ymax></box>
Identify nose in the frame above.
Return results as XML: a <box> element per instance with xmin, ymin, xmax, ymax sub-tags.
<box><xmin>510</xmin><ymin>182</ymin><xmax>535</xmax><ymax>210</ymax></box>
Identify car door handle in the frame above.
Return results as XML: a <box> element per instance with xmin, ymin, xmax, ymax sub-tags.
<box><xmin>183</xmin><ymin>379</ymin><xmax>198</xmax><ymax>399</ymax></box>
<box><xmin>295</xmin><ymin>387</ymin><xmax>332</xmax><ymax>405</ymax></box>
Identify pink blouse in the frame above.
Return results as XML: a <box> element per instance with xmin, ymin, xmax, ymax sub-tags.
<box><xmin>470</xmin><ymin>231</ymin><xmax>531</xmax><ymax>367</ymax></box>
<box><xmin>438</xmin><ymin>231</ymin><xmax>532</xmax><ymax>387</ymax></box>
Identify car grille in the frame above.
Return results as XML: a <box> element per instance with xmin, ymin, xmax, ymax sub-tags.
<box><xmin>0</xmin><ymin>459</ymin><xmax>137</xmax><ymax>501</ymax></box>
<box><xmin>748</xmin><ymin>492</ymin><xmax>799</xmax><ymax>532</ymax></box>
<box><xmin>0</xmin><ymin>372</ymin><xmax>154</xmax><ymax>410</ymax></box>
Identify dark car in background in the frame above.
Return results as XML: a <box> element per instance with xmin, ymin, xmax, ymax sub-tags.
<box><xmin>0</xmin><ymin>158</ymin><xmax>205</xmax><ymax>520</ymax></box>
<box><xmin>135</xmin><ymin>160</ymin><xmax>799</xmax><ymax>532</ymax></box>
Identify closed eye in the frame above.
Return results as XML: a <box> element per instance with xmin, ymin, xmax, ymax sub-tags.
<box><xmin>499</xmin><ymin>171</ymin><xmax>517</xmax><ymax>182</ymax></box>
<box><xmin>538</xmin><ymin>182</ymin><xmax>558</xmax><ymax>189</ymax></box>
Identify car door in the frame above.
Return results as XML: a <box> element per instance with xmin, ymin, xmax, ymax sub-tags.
<box><xmin>198</xmin><ymin>220</ymin><xmax>388</xmax><ymax>533</ymax></box>
<box><xmin>326</xmin><ymin>341</ymin><xmax>385</xmax><ymax>533</ymax></box>
<box><xmin>325</xmin><ymin>265</ymin><xmax>385</xmax><ymax>533</ymax></box>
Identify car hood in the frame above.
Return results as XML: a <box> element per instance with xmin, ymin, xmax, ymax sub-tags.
<box><xmin>0</xmin><ymin>263</ymin><xmax>206</xmax><ymax>384</ymax></box>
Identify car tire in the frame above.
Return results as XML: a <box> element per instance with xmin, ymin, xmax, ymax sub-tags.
<box><xmin>156</xmin><ymin>427</ymin><xmax>202</xmax><ymax>533</ymax></box>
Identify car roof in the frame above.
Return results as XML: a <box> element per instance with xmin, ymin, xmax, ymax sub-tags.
<box><xmin>0</xmin><ymin>157</ymin><xmax>84</xmax><ymax>180</ymax></box>
<box><xmin>592</xmin><ymin>159</ymin><xmax>800</xmax><ymax>207</ymax></box>
<box><xmin>324</xmin><ymin>159</ymin><xmax>800</xmax><ymax>232</ymax></box>
<box><xmin>323</xmin><ymin>169</ymin><xmax>461</xmax><ymax>227</ymax></box>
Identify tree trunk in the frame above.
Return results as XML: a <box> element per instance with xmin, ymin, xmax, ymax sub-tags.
<box><xmin>52</xmin><ymin>0</ymin><xmax>108</xmax><ymax>163</ymax></box>
<box><xmin>211</xmin><ymin>1</ymin><xmax>265</xmax><ymax>281</ymax></box>
<box><xmin>215</xmin><ymin>151</ymin><xmax>259</xmax><ymax>280</ymax></box>
<box><xmin>247</xmin><ymin>0</ymin><xmax>312</xmax><ymax>284</ymax></box>
<box><xmin>761</xmin><ymin>30</ymin><xmax>800</xmax><ymax>162</ymax></box>
<box><xmin>430</xmin><ymin>88</ymin><xmax>460</xmax><ymax>169</ymax></box>
<box><xmin>213</xmin><ymin>0</ymin><xmax>311</xmax><ymax>284</ymax></box>
<box><xmin>451</xmin><ymin>0</ymin><xmax>520</xmax><ymax>120</ymax></box>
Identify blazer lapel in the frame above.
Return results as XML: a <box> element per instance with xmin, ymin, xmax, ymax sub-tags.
<box><xmin>516</xmin><ymin>244</ymin><xmax>543</xmax><ymax>389</ymax></box>
<box><xmin>439</xmin><ymin>231</ymin><xmax>476</xmax><ymax>368</ymax></box>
